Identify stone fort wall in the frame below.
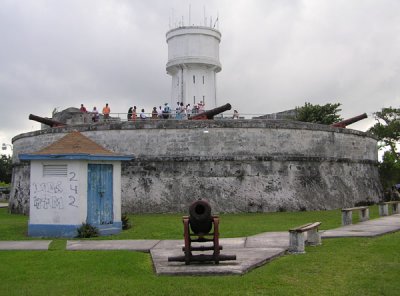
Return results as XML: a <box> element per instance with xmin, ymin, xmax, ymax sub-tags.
<box><xmin>9</xmin><ymin>120</ymin><xmax>382</xmax><ymax>214</ymax></box>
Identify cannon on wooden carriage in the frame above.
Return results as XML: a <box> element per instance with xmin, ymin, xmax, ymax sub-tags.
<box><xmin>29</xmin><ymin>114</ymin><xmax>66</xmax><ymax>128</ymax></box>
<box><xmin>168</xmin><ymin>199</ymin><xmax>236</xmax><ymax>265</ymax></box>
<box><xmin>189</xmin><ymin>103</ymin><xmax>232</xmax><ymax>120</ymax></box>
<box><xmin>330</xmin><ymin>113</ymin><xmax>367</xmax><ymax>128</ymax></box>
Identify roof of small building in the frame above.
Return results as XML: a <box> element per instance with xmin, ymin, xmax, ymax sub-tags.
<box><xmin>19</xmin><ymin>131</ymin><xmax>133</xmax><ymax>161</ymax></box>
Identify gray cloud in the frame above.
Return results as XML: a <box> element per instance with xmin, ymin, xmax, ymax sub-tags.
<box><xmin>1</xmin><ymin>0</ymin><xmax>399</xmax><ymax>147</ymax></box>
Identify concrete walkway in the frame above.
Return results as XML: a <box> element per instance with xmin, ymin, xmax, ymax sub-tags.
<box><xmin>0</xmin><ymin>214</ymin><xmax>399</xmax><ymax>275</ymax></box>
<box><xmin>322</xmin><ymin>214</ymin><xmax>400</xmax><ymax>238</ymax></box>
<box><xmin>0</xmin><ymin>203</ymin><xmax>8</xmax><ymax>208</ymax></box>
<box><xmin>0</xmin><ymin>240</ymin><xmax>52</xmax><ymax>250</ymax></box>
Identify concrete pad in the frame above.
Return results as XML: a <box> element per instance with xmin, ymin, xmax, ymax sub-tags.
<box><xmin>152</xmin><ymin>239</ymin><xmax>183</xmax><ymax>250</ymax></box>
<box><xmin>246</xmin><ymin>232</ymin><xmax>289</xmax><ymax>248</ymax></box>
<box><xmin>66</xmin><ymin>240</ymin><xmax>160</xmax><ymax>251</ymax></box>
<box><xmin>151</xmin><ymin>247</ymin><xmax>286</xmax><ymax>275</ymax></box>
<box><xmin>0</xmin><ymin>240</ymin><xmax>52</xmax><ymax>250</ymax></box>
<box><xmin>218</xmin><ymin>237</ymin><xmax>246</xmax><ymax>249</ymax></box>
<box><xmin>0</xmin><ymin>203</ymin><xmax>8</xmax><ymax>208</ymax></box>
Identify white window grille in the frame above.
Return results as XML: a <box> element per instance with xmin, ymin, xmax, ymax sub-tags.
<box><xmin>43</xmin><ymin>164</ymin><xmax>68</xmax><ymax>177</ymax></box>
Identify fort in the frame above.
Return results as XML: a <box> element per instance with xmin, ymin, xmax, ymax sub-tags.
<box><xmin>7</xmin><ymin>24</ymin><xmax>383</xmax><ymax>215</ymax></box>
<box><xmin>9</xmin><ymin>116</ymin><xmax>382</xmax><ymax>214</ymax></box>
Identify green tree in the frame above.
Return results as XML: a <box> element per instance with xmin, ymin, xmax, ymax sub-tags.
<box><xmin>368</xmin><ymin>107</ymin><xmax>400</xmax><ymax>189</ymax></box>
<box><xmin>295</xmin><ymin>102</ymin><xmax>343</xmax><ymax>124</ymax></box>
<box><xmin>0</xmin><ymin>154</ymin><xmax>12</xmax><ymax>184</ymax></box>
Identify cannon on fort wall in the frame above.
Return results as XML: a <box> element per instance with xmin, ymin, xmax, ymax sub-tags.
<box><xmin>331</xmin><ymin>113</ymin><xmax>368</xmax><ymax>128</ymax></box>
<box><xmin>29</xmin><ymin>114</ymin><xmax>66</xmax><ymax>128</ymax></box>
<box><xmin>168</xmin><ymin>199</ymin><xmax>236</xmax><ymax>265</ymax></box>
<box><xmin>189</xmin><ymin>103</ymin><xmax>232</xmax><ymax>120</ymax></box>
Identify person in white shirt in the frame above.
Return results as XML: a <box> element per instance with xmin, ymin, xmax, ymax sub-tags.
<box><xmin>186</xmin><ymin>104</ymin><xmax>192</xmax><ymax>118</ymax></box>
<box><xmin>140</xmin><ymin>109</ymin><xmax>147</xmax><ymax>120</ymax></box>
<box><xmin>157</xmin><ymin>106</ymin><xmax>163</xmax><ymax>118</ymax></box>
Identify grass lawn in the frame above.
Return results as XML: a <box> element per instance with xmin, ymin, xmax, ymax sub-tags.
<box><xmin>0</xmin><ymin>207</ymin><xmax>399</xmax><ymax>295</ymax></box>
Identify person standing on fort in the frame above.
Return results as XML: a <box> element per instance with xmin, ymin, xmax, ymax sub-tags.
<box><xmin>132</xmin><ymin>106</ymin><xmax>137</xmax><ymax>121</ymax></box>
<box><xmin>179</xmin><ymin>102</ymin><xmax>186</xmax><ymax>120</ymax></box>
<box><xmin>140</xmin><ymin>109</ymin><xmax>147</xmax><ymax>120</ymax></box>
<box><xmin>175</xmin><ymin>102</ymin><xmax>182</xmax><ymax>120</ymax></box>
<box><xmin>152</xmin><ymin>107</ymin><xmax>158</xmax><ymax>119</ymax></box>
<box><xmin>163</xmin><ymin>103</ymin><xmax>170</xmax><ymax>119</ymax></box>
<box><xmin>102</xmin><ymin>103</ymin><xmax>110</xmax><ymax>121</ymax></box>
<box><xmin>175</xmin><ymin>101</ymin><xmax>180</xmax><ymax>118</ymax></box>
<box><xmin>186</xmin><ymin>104</ymin><xmax>192</xmax><ymax>118</ymax></box>
<box><xmin>157</xmin><ymin>106</ymin><xmax>163</xmax><ymax>118</ymax></box>
<box><xmin>91</xmin><ymin>106</ymin><xmax>99</xmax><ymax>122</ymax></box>
<box><xmin>198</xmin><ymin>101</ymin><xmax>205</xmax><ymax>112</ymax></box>
<box><xmin>80</xmin><ymin>104</ymin><xmax>88</xmax><ymax>122</ymax></box>
<box><xmin>127</xmin><ymin>107</ymin><xmax>133</xmax><ymax>121</ymax></box>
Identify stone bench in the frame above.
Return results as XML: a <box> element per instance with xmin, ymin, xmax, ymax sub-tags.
<box><xmin>379</xmin><ymin>201</ymin><xmax>400</xmax><ymax>216</ymax></box>
<box><xmin>288</xmin><ymin>222</ymin><xmax>322</xmax><ymax>254</ymax></box>
<box><xmin>341</xmin><ymin>206</ymin><xmax>369</xmax><ymax>226</ymax></box>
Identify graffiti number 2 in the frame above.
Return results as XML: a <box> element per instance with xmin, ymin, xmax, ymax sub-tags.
<box><xmin>68</xmin><ymin>196</ymin><xmax>78</xmax><ymax>208</ymax></box>
<box><xmin>69</xmin><ymin>172</ymin><xmax>77</xmax><ymax>182</ymax></box>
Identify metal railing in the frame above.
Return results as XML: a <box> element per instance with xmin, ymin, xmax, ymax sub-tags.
<box><xmin>90</xmin><ymin>111</ymin><xmax>262</xmax><ymax>122</ymax></box>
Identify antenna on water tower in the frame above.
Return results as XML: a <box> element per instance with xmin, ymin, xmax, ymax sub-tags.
<box><xmin>214</xmin><ymin>12</ymin><xmax>219</xmax><ymax>29</ymax></box>
<box><xmin>189</xmin><ymin>4</ymin><xmax>191</xmax><ymax>26</ymax></box>
<box><xmin>203</xmin><ymin>6</ymin><xmax>206</xmax><ymax>26</ymax></box>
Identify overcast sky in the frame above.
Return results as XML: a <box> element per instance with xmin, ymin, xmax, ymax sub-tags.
<box><xmin>1</xmin><ymin>0</ymin><xmax>399</xmax><ymax>153</ymax></box>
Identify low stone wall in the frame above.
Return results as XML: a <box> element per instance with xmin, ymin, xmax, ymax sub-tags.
<box><xmin>9</xmin><ymin>119</ymin><xmax>382</xmax><ymax>214</ymax></box>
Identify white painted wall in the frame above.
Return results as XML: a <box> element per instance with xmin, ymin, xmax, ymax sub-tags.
<box><xmin>29</xmin><ymin>160</ymin><xmax>85</xmax><ymax>225</ymax></box>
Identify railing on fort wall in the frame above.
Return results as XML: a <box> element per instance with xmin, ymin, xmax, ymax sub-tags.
<box><xmin>89</xmin><ymin>111</ymin><xmax>272</xmax><ymax>122</ymax></box>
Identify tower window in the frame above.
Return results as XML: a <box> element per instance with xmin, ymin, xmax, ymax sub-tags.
<box><xmin>193</xmin><ymin>96</ymin><xmax>196</xmax><ymax>104</ymax></box>
<box><xmin>193</xmin><ymin>75</ymin><xmax>195</xmax><ymax>84</ymax></box>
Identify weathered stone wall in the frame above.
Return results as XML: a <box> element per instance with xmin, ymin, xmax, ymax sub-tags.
<box><xmin>9</xmin><ymin>119</ymin><xmax>382</xmax><ymax>214</ymax></box>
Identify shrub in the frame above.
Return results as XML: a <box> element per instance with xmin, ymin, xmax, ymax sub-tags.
<box><xmin>122</xmin><ymin>213</ymin><xmax>132</xmax><ymax>230</ymax></box>
<box><xmin>278</xmin><ymin>206</ymin><xmax>287</xmax><ymax>212</ymax></box>
<box><xmin>76</xmin><ymin>223</ymin><xmax>99</xmax><ymax>238</ymax></box>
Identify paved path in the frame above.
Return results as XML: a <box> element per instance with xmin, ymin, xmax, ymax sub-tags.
<box><xmin>0</xmin><ymin>214</ymin><xmax>399</xmax><ymax>275</ymax></box>
<box><xmin>322</xmin><ymin>214</ymin><xmax>400</xmax><ymax>238</ymax></box>
<box><xmin>0</xmin><ymin>241</ymin><xmax>52</xmax><ymax>250</ymax></box>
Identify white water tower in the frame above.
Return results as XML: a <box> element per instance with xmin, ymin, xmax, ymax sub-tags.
<box><xmin>166</xmin><ymin>26</ymin><xmax>222</xmax><ymax>109</ymax></box>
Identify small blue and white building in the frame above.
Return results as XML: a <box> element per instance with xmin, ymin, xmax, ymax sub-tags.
<box><xmin>19</xmin><ymin>131</ymin><xmax>133</xmax><ymax>237</ymax></box>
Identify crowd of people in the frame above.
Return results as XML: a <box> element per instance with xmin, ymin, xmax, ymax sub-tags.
<box><xmin>79</xmin><ymin>103</ymin><xmax>108</xmax><ymax>122</ymax></box>
<box><xmin>79</xmin><ymin>101</ymin><xmax>240</xmax><ymax>122</ymax></box>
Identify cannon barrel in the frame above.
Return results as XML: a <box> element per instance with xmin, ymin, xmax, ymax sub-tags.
<box><xmin>29</xmin><ymin>114</ymin><xmax>66</xmax><ymax>127</ymax></box>
<box><xmin>188</xmin><ymin>199</ymin><xmax>213</xmax><ymax>234</ymax></box>
<box><xmin>190</xmin><ymin>103</ymin><xmax>232</xmax><ymax>120</ymax></box>
<box><xmin>331</xmin><ymin>113</ymin><xmax>367</xmax><ymax>128</ymax></box>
